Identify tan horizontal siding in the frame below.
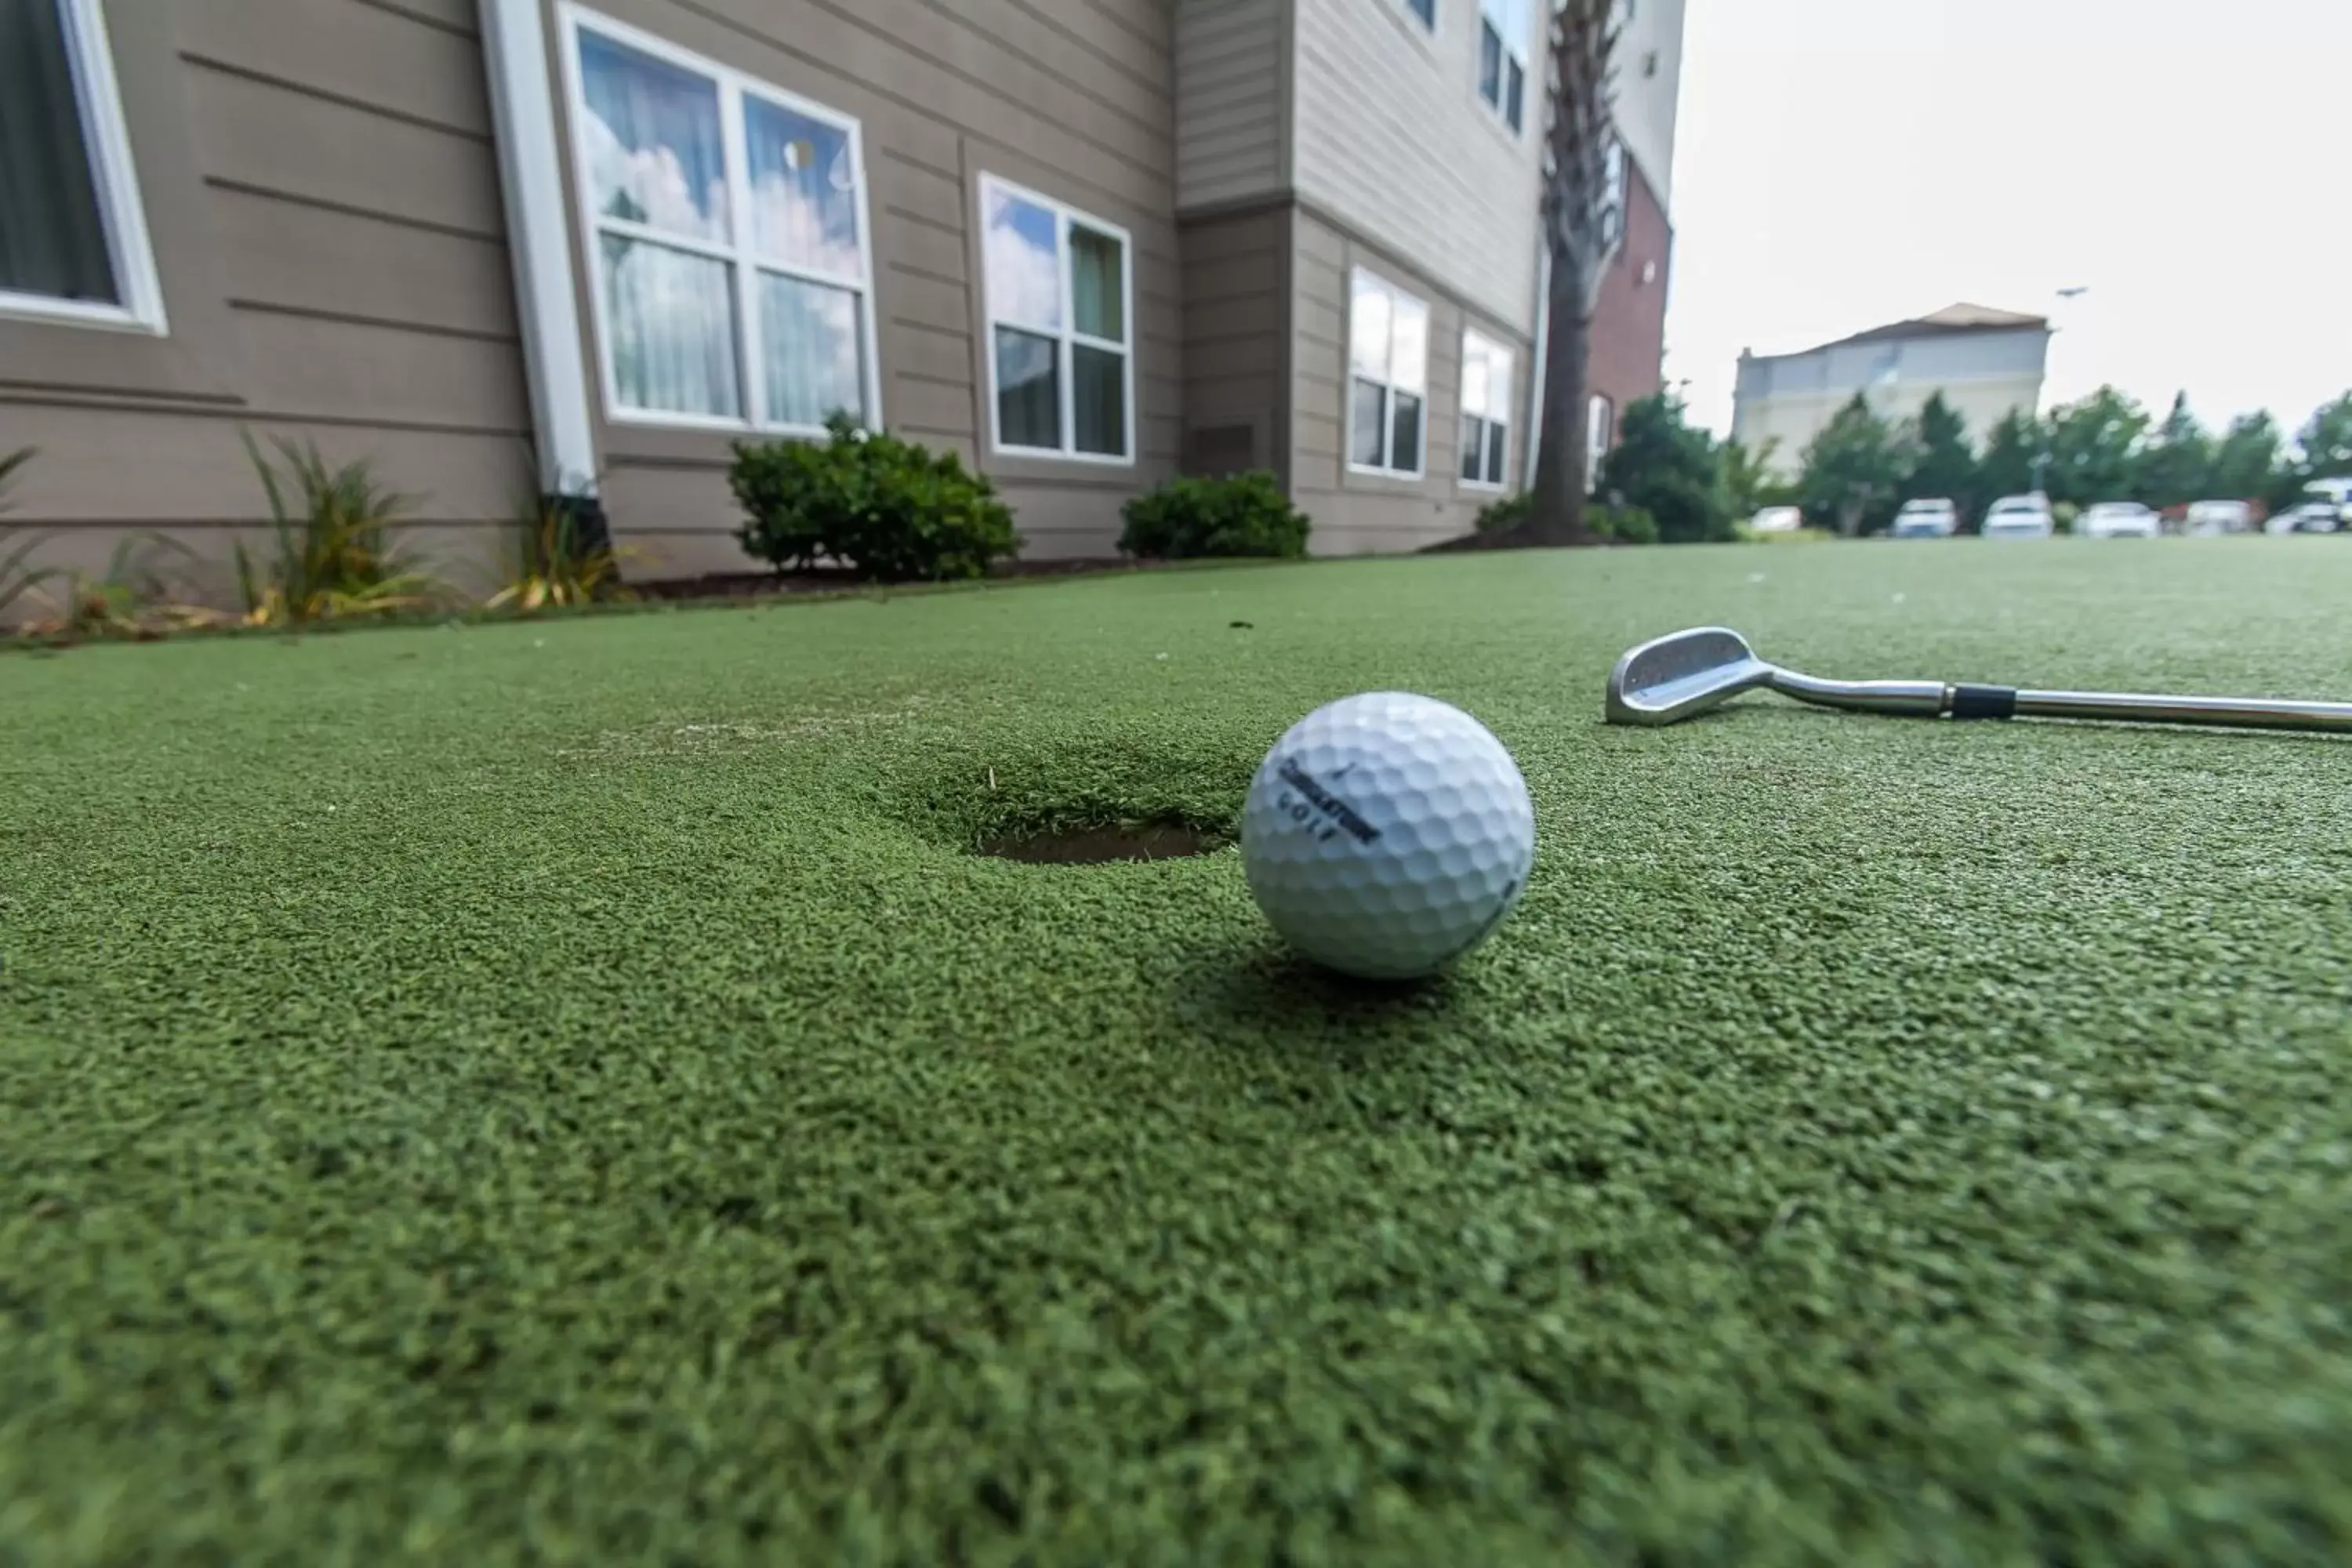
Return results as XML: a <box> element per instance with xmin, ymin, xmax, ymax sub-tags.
<box><xmin>208</xmin><ymin>186</ymin><xmax>517</xmax><ymax>340</ymax></box>
<box><xmin>176</xmin><ymin>0</ymin><xmax>495</xmax><ymax>137</ymax></box>
<box><xmin>1174</xmin><ymin>0</ymin><xmax>1286</xmax><ymax>212</ymax></box>
<box><xmin>187</xmin><ymin>59</ymin><xmax>503</xmax><ymax>238</ymax></box>
<box><xmin>0</xmin><ymin>402</ymin><xmax>528</xmax><ymax>524</ymax></box>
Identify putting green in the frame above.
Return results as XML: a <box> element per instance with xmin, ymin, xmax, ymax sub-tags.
<box><xmin>5</xmin><ymin>539</ymin><xmax>2350</xmax><ymax>1563</ymax></box>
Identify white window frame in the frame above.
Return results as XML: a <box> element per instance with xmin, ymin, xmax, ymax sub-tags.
<box><xmin>1457</xmin><ymin>330</ymin><xmax>1513</xmax><ymax>492</ymax></box>
<box><xmin>978</xmin><ymin>172</ymin><xmax>1137</xmax><ymax>466</ymax></box>
<box><xmin>0</xmin><ymin>0</ymin><xmax>166</xmax><ymax>333</ymax></box>
<box><xmin>1346</xmin><ymin>267</ymin><xmax>1429</xmax><ymax>481</ymax></box>
<box><xmin>555</xmin><ymin>4</ymin><xmax>883</xmax><ymax>435</ymax></box>
<box><xmin>1475</xmin><ymin>0</ymin><xmax>1532</xmax><ymax>135</ymax></box>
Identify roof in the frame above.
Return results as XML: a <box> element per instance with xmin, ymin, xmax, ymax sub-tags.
<box><xmin>1817</xmin><ymin>303</ymin><xmax>2051</xmax><ymax>351</ymax></box>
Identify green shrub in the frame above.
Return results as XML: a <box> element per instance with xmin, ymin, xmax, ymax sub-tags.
<box><xmin>1474</xmin><ymin>492</ymin><xmax>1530</xmax><ymax>534</ymax></box>
<box><xmin>731</xmin><ymin>413</ymin><xmax>1020</xmax><ymax>583</ymax></box>
<box><xmin>1118</xmin><ymin>470</ymin><xmax>1309</xmax><ymax>560</ymax></box>
<box><xmin>2051</xmin><ymin>500</ymin><xmax>2080</xmax><ymax>536</ymax></box>
<box><xmin>1590</xmin><ymin>504</ymin><xmax>1659</xmax><ymax>545</ymax></box>
<box><xmin>237</xmin><ymin>434</ymin><xmax>440</xmax><ymax>626</ymax></box>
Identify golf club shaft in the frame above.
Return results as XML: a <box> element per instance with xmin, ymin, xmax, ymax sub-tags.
<box><xmin>1772</xmin><ymin>670</ymin><xmax>2352</xmax><ymax>733</ymax></box>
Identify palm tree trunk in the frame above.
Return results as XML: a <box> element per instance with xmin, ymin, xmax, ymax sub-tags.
<box><xmin>1526</xmin><ymin>270</ymin><xmax>1592</xmax><ymax>547</ymax></box>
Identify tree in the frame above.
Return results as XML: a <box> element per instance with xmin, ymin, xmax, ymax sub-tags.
<box><xmin>1718</xmin><ymin>436</ymin><xmax>1793</xmax><ymax>522</ymax></box>
<box><xmin>2289</xmin><ymin>392</ymin><xmax>2352</xmax><ymax>485</ymax></box>
<box><xmin>1902</xmin><ymin>391</ymin><xmax>1977</xmax><ymax>524</ymax></box>
<box><xmin>1521</xmin><ymin>0</ymin><xmax>1624</xmax><ymax>546</ymax></box>
<box><xmin>1596</xmin><ymin>393</ymin><xmax>1731</xmax><ymax>543</ymax></box>
<box><xmin>2207</xmin><ymin>411</ymin><xmax>2283</xmax><ymax>503</ymax></box>
<box><xmin>1798</xmin><ymin>393</ymin><xmax>1907</xmax><ymax>536</ymax></box>
<box><xmin>2042</xmin><ymin>386</ymin><xmax>2150</xmax><ymax>506</ymax></box>
<box><xmin>2132</xmin><ymin>392</ymin><xmax>2214</xmax><ymax>510</ymax></box>
<box><xmin>1976</xmin><ymin>408</ymin><xmax>2045</xmax><ymax>503</ymax></box>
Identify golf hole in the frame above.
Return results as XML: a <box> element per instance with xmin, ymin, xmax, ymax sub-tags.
<box><xmin>976</xmin><ymin>819</ymin><xmax>1226</xmax><ymax>865</ymax></box>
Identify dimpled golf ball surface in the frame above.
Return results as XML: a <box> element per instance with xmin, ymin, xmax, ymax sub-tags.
<box><xmin>1243</xmin><ymin>692</ymin><xmax>1535</xmax><ymax>980</ymax></box>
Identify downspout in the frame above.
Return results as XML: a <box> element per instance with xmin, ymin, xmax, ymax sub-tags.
<box><xmin>1525</xmin><ymin>243</ymin><xmax>1549</xmax><ymax>491</ymax></box>
<box><xmin>480</xmin><ymin>0</ymin><xmax>604</xmax><ymax>539</ymax></box>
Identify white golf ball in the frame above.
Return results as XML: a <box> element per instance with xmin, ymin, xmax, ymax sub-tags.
<box><xmin>1241</xmin><ymin>692</ymin><xmax>1536</xmax><ymax>980</ymax></box>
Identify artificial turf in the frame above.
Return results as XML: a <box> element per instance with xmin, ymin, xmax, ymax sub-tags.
<box><xmin>4</xmin><ymin>538</ymin><xmax>2351</xmax><ymax>1564</ymax></box>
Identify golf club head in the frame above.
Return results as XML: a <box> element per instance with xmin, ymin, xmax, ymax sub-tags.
<box><xmin>1605</xmin><ymin>626</ymin><xmax>1777</xmax><ymax>727</ymax></box>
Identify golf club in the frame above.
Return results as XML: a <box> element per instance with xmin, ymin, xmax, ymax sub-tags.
<box><xmin>1605</xmin><ymin>626</ymin><xmax>2352</xmax><ymax>734</ymax></box>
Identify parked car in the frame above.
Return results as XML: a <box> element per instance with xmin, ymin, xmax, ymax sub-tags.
<box><xmin>2266</xmin><ymin>501</ymin><xmax>2343</xmax><ymax>535</ymax></box>
<box><xmin>1980</xmin><ymin>493</ymin><xmax>2054</xmax><ymax>538</ymax></box>
<box><xmin>2079</xmin><ymin>501</ymin><xmax>2161</xmax><ymax>539</ymax></box>
<box><xmin>2303</xmin><ymin>477</ymin><xmax>2352</xmax><ymax>528</ymax></box>
<box><xmin>1889</xmin><ymin>498</ymin><xmax>1958</xmax><ymax>538</ymax></box>
<box><xmin>2183</xmin><ymin>499</ymin><xmax>2255</xmax><ymax>536</ymax></box>
<box><xmin>1749</xmin><ymin>505</ymin><xmax>1804</xmax><ymax>534</ymax></box>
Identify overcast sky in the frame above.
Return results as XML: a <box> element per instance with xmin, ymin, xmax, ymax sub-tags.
<box><xmin>1661</xmin><ymin>0</ymin><xmax>2352</xmax><ymax>441</ymax></box>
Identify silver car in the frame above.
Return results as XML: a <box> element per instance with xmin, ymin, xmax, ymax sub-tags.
<box><xmin>2079</xmin><ymin>502</ymin><xmax>2161</xmax><ymax>539</ymax></box>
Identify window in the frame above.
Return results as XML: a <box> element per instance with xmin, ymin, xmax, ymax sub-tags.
<box><xmin>1457</xmin><ymin>332</ymin><xmax>1512</xmax><ymax>488</ymax></box>
<box><xmin>980</xmin><ymin>175</ymin><xmax>1134</xmax><ymax>463</ymax></box>
<box><xmin>1348</xmin><ymin>269</ymin><xmax>1428</xmax><ymax>477</ymax></box>
<box><xmin>1477</xmin><ymin>0</ymin><xmax>1531</xmax><ymax>132</ymax></box>
<box><xmin>1398</xmin><ymin>0</ymin><xmax>1436</xmax><ymax>31</ymax></box>
<box><xmin>561</xmin><ymin>8</ymin><xmax>878</xmax><ymax>431</ymax></box>
<box><xmin>1587</xmin><ymin>394</ymin><xmax>1614</xmax><ymax>489</ymax></box>
<box><xmin>0</xmin><ymin>0</ymin><xmax>165</xmax><ymax>331</ymax></box>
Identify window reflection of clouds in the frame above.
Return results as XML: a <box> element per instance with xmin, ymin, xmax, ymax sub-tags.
<box><xmin>761</xmin><ymin>274</ymin><xmax>864</xmax><ymax>426</ymax></box>
<box><xmin>579</xmin><ymin>32</ymin><xmax>728</xmax><ymax>242</ymax></box>
<box><xmin>746</xmin><ymin>98</ymin><xmax>863</xmax><ymax>278</ymax></box>
<box><xmin>985</xmin><ymin>187</ymin><xmax>1062</xmax><ymax>332</ymax></box>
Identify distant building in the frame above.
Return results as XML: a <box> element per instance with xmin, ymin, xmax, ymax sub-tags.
<box><xmin>1731</xmin><ymin>304</ymin><xmax>2051</xmax><ymax>477</ymax></box>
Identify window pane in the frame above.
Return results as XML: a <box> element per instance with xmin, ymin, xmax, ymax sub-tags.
<box><xmin>1073</xmin><ymin>343</ymin><xmax>1126</xmax><ymax>456</ymax></box>
<box><xmin>759</xmin><ymin>272</ymin><xmax>862</xmax><ymax>427</ymax></box>
<box><xmin>577</xmin><ymin>30</ymin><xmax>728</xmax><ymax>243</ymax></box>
<box><xmin>1349</xmin><ymin>275</ymin><xmax>1391</xmax><ymax>380</ymax></box>
<box><xmin>1461</xmin><ymin>416</ymin><xmax>1483</xmax><ymax>481</ymax></box>
<box><xmin>1486</xmin><ymin>422</ymin><xmax>1508</xmax><ymax>484</ymax></box>
<box><xmin>600</xmin><ymin>234</ymin><xmax>739</xmax><ymax>416</ymax></box>
<box><xmin>1406</xmin><ymin>0</ymin><xmax>1434</xmax><ymax>27</ymax></box>
<box><xmin>995</xmin><ymin>326</ymin><xmax>1060</xmax><ymax>448</ymax></box>
<box><xmin>1390</xmin><ymin>296</ymin><xmax>1428</xmax><ymax>393</ymax></box>
<box><xmin>1391</xmin><ymin>392</ymin><xmax>1423</xmax><ymax>474</ymax></box>
<box><xmin>1070</xmin><ymin>225</ymin><xmax>1125</xmax><ymax>343</ymax></box>
<box><xmin>1505</xmin><ymin>59</ymin><xmax>1525</xmax><ymax>131</ymax></box>
<box><xmin>745</xmin><ymin>96</ymin><xmax>861</xmax><ymax>277</ymax></box>
<box><xmin>1478</xmin><ymin>23</ymin><xmax>1502</xmax><ymax>106</ymax></box>
<box><xmin>0</xmin><ymin>0</ymin><xmax>119</xmax><ymax>303</ymax></box>
<box><xmin>1350</xmin><ymin>379</ymin><xmax>1387</xmax><ymax>467</ymax></box>
<box><xmin>1461</xmin><ymin>345</ymin><xmax>1491</xmax><ymax>419</ymax></box>
<box><xmin>985</xmin><ymin>185</ymin><xmax>1062</xmax><ymax>332</ymax></box>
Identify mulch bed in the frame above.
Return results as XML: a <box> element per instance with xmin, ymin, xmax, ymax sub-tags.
<box><xmin>631</xmin><ymin>557</ymin><xmax>1179</xmax><ymax>602</ymax></box>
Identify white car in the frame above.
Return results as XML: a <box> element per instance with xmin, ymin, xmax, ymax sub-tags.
<box><xmin>2267</xmin><ymin>502</ymin><xmax>2343</xmax><ymax>535</ymax></box>
<box><xmin>2079</xmin><ymin>501</ymin><xmax>2161</xmax><ymax>539</ymax></box>
<box><xmin>1750</xmin><ymin>505</ymin><xmax>1804</xmax><ymax>534</ymax></box>
<box><xmin>1889</xmin><ymin>498</ymin><xmax>1958</xmax><ymax>538</ymax></box>
<box><xmin>2184</xmin><ymin>499</ymin><xmax>2254</xmax><ymax>536</ymax></box>
<box><xmin>1981</xmin><ymin>494</ymin><xmax>2054</xmax><ymax>538</ymax></box>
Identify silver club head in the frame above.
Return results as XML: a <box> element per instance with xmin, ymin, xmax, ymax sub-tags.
<box><xmin>1605</xmin><ymin>626</ymin><xmax>1778</xmax><ymax>727</ymax></box>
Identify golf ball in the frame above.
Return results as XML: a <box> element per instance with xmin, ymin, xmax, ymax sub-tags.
<box><xmin>1241</xmin><ymin>692</ymin><xmax>1535</xmax><ymax>980</ymax></box>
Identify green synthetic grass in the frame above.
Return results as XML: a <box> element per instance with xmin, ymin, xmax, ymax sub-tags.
<box><xmin>5</xmin><ymin>539</ymin><xmax>2352</xmax><ymax>1564</ymax></box>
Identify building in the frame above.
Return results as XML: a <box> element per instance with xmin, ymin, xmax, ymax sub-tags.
<box><xmin>1731</xmin><ymin>304</ymin><xmax>2051</xmax><ymax>477</ymax></box>
<box><xmin>0</xmin><ymin>0</ymin><xmax>1682</xmax><ymax>604</ymax></box>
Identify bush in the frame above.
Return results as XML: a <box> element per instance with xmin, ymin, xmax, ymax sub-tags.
<box><xmin>1118</xmin><ymin>470</ymin><xmax>1309</xmax><ymax>560</ymax></box>
<box><xmin>1474</xmin><ymin>492</ymin><xmax>1530</xmax><ymax>534</ymax></box>
<box><xmin>732</xmin><ymin>413</ymin><xmax>1021</xmax><ymax>583</ymax></box>
<box><xmin>2051</xmin><ymin>500</ymin><xmax>2080</xmax><ymax>536</ymax></box>
<box><xmin>237</xmin><ymin>433</ymin><xmax>441</xmax><ymax>626</ymax></box>
<box><xmin>1590</xmin><ymin>504</ymin><xmax>1659</xmax><ymax>545</ymax></box>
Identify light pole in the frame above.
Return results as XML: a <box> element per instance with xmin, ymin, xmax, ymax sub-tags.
<box><xmin>2033</xmin><ymin>285</ymin><xmax>2090</xmax><ymax>498</ymax></box>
